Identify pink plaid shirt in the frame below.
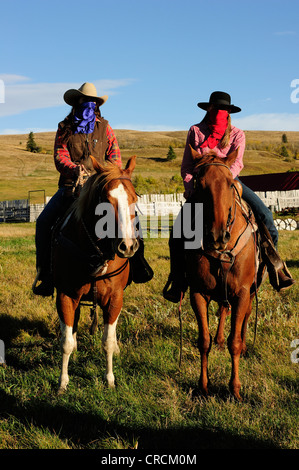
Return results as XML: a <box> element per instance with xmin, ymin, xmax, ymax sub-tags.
<box><xmin>181</xmin><ymin>121</ymin><xmax>245</xmax><ymax>196</ymax></box>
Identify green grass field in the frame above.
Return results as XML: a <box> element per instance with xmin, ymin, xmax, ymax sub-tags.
<box><xmin>0</xmin><ymin>223</ymin><xmax>298</xmax><ymax>449</ymax></box>
<box><xmin>0</xmin><ymin>129</ymin><xmax>298</xmax><ymax>450</ymax></box>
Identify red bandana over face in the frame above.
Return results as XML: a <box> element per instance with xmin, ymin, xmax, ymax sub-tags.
<box><xmin>200</xmin><ymin>109</ymin><xmax>228</xmax><ymax>149</ymax></box>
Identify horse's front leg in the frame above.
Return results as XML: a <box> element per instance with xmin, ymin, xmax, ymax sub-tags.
<box><xmin>190</xmin><ymin>292</ymin><xmax>211</xmax><ymax>396</ymax></box>
<box><xmin>102</xmin><ymin>294</ymin><xmax>123</xmax><ymax>388</ymax></box>
<box><xmin>228</xmin><ymin>289</ymin><xmax>251</xmax><ymax>401</ymax></box>
<box><xmin>56</xmin><ymin>293</ymin><xmax>81</xmax><ymax>394</ymax></box>
<box><xmin>241</xmin><ymin>293</ymin><xmax>254</xmax><ymax>355</ymax></box>
<box><xmin>215</xmin><ymin>304</ymin><xmax>231</xmax><ymax>349</ymax></box>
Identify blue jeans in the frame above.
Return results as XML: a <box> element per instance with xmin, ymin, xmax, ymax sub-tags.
<box><xmin>235</xmin><ymin>177</ymin><xmax>278</xmax><ymax>246</ymax></box>
<box><xmin>35</xmin><ymin>187</ymin><xmax>72</xmax><ymax>278</ymax></box>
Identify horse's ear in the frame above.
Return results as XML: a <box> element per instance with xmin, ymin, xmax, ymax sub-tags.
<box><xmin>124</xmin><ymin>155</ymin><xmax>137</xmax><ymax>176</ymax></box>
<box><xmin>189</xmin><ymin>145</ymin><xmax>202</xmax><ymax>160</ymax></box>
<box><xmin>223</xmin><ymin>147</ymin><xmax>239</xmax><ymax>167</ymax></box>
<box><xmin>90</xmin><ymin>155</ymin><xmax>102</xmax><ymax>173</ymax></box>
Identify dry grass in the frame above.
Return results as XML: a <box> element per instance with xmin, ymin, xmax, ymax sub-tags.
<box><xmin>0</xmin><ymin>128</ymin><xmax>298</xmax><ymax>450</ymax></box>
<box><xmin>0</xmin><ymin>225</ymin><xmax>298</xmax><ymax>449</ymax></box>
<box><xmin>0</xmin><ymin>129</ymin><xmax>298</xmax><ymax>201</ymax></box>
<box><xmin>0</xmin><ymin>223</ymin><xmax>35</xmax><ymax>238</ymax></box>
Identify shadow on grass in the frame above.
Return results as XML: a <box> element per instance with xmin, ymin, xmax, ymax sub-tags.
<box><xmin>286</xmin><ymin>259</ymin><xmax>299</xmax><ymax>269</ymax></box>
<box><xmin>0</xmin><ymin>313</ymin><xmax>53</xmax><ymax>346</ymax></box>
<box><xmin>0</xmin><ymin>388</ymin><xmax>278</xmax><ymax>450</ymax></box>
<box><xmin>0</xmin><ymin>314</ymin><xmax>281</xmax><ymax>450</ymax></box>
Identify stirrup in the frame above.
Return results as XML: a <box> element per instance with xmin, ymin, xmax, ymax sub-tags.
<box><xmin>267</xmin><ymin>262</ymin><xmax>295</xmax><ymax>292</ymax></box>
<box><xmin>32</xmin><ymin>267</ymin><xmax>41</xmax><ymax>292</ymax></box>
<box><xmin>277</xmin><ymin>263</ymin><xmax>295</xmax><ymax>292</ymax></box>
<box><xmin>259</xmin><ymin>222</ymin><xmax>294</xmax><ymax>292</ymax></box>
<box><xmin>163</xmin><ymin>275</ymin><xmax>187</xmax><ymax>303</ymax></box>
<box><xmin>32</xmin><ymin>268</ymin><xmax>54</xmax><ymax>297</ymax></box>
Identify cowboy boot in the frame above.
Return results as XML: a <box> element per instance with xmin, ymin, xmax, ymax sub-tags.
<box><xmin>259</xmin><ymin>222</ymin><xmax>295</xmax><ymax>292</ymax></box>
<box><xmin>32</xmin><ymin>268</ymin><xmax>54</xmax><ymax>297</ymax></box>
<box><xmin>129</xmin><ymin>238</ymin><xmax>154</xmax><ymax>284</ymax></box>
<box><xmin>163</xmin><ymin>235</ymin><xmax>188</xmax><ymax>303</ymax></box>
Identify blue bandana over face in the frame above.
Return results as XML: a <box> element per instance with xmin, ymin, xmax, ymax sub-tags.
<box><xmin>73</xmin><ymin>101</ymin><xmax>96</xmax><ymax>134</ymax></box>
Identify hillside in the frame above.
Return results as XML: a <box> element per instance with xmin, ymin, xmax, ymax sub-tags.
<box><xmin>0</xmin><ymin>129</ymin><xmax>298</xmax><ymax>201</ymax></box>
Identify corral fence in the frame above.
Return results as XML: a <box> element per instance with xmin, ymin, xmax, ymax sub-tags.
<box><xmin>0</xmin><ymin>190</ymin><xmax>298</xmax><ymax>230</ymax></box>
<box><xmin>254</xmin><ymin>190</ymin><xmax>299</xmax><ymax>212</ymax></box>
<box><xmin>0</xmin><ymin>194</ymin><xmax>51</xmax><ymax>223</ymax></box>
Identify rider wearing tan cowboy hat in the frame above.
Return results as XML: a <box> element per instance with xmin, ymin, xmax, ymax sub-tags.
<box><xmin>33</xmin><ymin>82</ymin><xmax>153</xmax><ymax>296</ymax></box>
<box><xmin>33</xmin><ymin>82</ymin><xmax>122</xmax><ymax>295</ymax></box>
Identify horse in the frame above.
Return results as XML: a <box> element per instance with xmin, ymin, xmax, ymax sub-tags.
<box><xmin>185</xmin><ymin>146</ymin><xmax>262</xmax><ymax>401</ymax></box>
<box><xmin>52</xmin><ymin>155</ymin><xmax>139</xmax><ymax>393</ymax></box>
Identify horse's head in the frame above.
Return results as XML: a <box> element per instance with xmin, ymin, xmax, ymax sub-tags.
<box><xmin>103</xmin><ymin>156</ymin><xmax>140</xmax><ymax>258</ymax></box>
<box><xmin>190</xmin><ymin>145</ymin><xmax>239</xmax><ymax>251</ymax></box>
<box><xmin>76</xmin><ymin>155</ymin><xmax>139</xmax><ymax>259</ymax></box>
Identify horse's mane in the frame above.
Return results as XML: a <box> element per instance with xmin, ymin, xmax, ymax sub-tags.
<box><xmin>74</xmin><ymin>161</ymin><xmax>124</xmax><ymax>221</ymax></box>
<box><xmin>194</xmin><ymin>150</ymin><xmax>219</xmax><ymax>170</ymax></box>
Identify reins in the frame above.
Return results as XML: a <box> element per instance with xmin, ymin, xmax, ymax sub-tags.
<box><xmin>76</xmin><ymin>174</ymin><xmax>136</xmax><ymax>334</ymax></box>
<box><xmin>177</xmin><ymin>161</ymin><xmax>260</xmax><ymax>365</ymax></box>
<box><xmin>82</xmin><ymin>259</ymin><xmax>129</xmax><ymax>335</ymax></box>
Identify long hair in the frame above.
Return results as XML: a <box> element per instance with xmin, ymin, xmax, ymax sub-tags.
<box><xmin>220</xmin><ymin>113</ymin><xmax>231</xmax><ymax>149</ymax></box>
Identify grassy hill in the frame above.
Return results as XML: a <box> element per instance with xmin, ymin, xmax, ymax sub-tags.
<box><xmin>0</xmin><ymin>129</ymin><xmax>298</xmax><ymax>202</ymax></box>
<box><xmin>0</xmin><ymin>129</ymin><xmax>298</xmax><ymax>449</ymax></box>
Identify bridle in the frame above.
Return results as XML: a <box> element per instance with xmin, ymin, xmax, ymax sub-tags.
<box><xmin>99</xmin><ymin>176</ymin><xmax>139</xmax><ymax>198</ymax></box>
<box><xmin>80</xmin><ymin>174</ymin><xmax>138</xmax><ymax>332</ymax></box>
<box><xmin>194</xmin><ymin>161</ymin><xmax>237</xmax><ymax>237</ymax></box>
<box><xmin>193</xmin><ymin>161</ymin><xmax>258</xmax><ymax>318</ymax></box>
<box><xmin>82</xmin><ymin>172</ymin><xmax>141</xmax><ymax>257</ymax></box>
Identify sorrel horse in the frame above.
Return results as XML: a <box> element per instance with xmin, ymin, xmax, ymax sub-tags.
<box><xmin>52</xmin><ymin>155</ymin><xmax>139</xmax><ymax>393</ymax></box>
<box><xmin>185</xmin><ymin>146</ymin><xmax>261</xmax><ymax>401</ymax></box>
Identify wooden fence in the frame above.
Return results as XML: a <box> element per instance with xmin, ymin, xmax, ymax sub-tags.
<box><xmin>0</xmin><ymin>200</ymin><xmax>29</xmax><ymax>222</ymax></box>
<box><xmin>137</xmin><ymin>190</ymin><xmax>299</xmax><ymax>215</ymax></box>
<box><xmin>0</xmin><ymin>190</ymin><xmax>298</xmax><ymax>229</ymax></box>
<box><xmin>0</xmin><ymin>200</ymin><xmax>48</xmax><ymax>223</ymax></box>
<box><xmin>254</xmin><ymin>190</ymin><xmax>299</xmax><ymax>211</ymax></box>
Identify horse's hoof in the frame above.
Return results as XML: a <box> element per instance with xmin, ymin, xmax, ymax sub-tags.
<box><xmin>57</xmin><ymin>386</ymin><xmax>66</xmax><ymax>395</ymax></box>
<box><xmin>232</xmin><ymin>393</ymin><xmax>242</xmax><ymax>402</ymax></box>
<box><xmin>229</xmin><ymin>383</ymin><xmax>242</xmax><ymax>402</ymax></box>
<box><xmin>214</xmin><ymin>338</ymin><xmax>226</xmax><ymax>350</ymax></box>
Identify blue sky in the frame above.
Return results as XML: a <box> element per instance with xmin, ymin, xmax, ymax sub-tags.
<box><xmin>0</xmin><ymin>0</ymin><xmax>299</xmax><ymax>134</ymax></box>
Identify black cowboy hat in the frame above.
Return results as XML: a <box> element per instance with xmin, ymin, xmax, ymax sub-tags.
<box><xmin>197</xmin><ymin>91</ymin><xmax>241</xmax><ymax>114</ymax></box>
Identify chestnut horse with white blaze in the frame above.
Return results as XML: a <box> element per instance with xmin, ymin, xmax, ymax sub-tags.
<box><xmin>53</xmin><ymin>156</ymin><xmax>139</xmax><ymax>393</ymax></box>
<box><xmin>185</xmin><ymin>146</ymin><xmax>262</xmax><ymax>401</ymax></box>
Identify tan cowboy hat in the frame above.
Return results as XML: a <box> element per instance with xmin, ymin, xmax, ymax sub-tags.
<box><xmin>63</xmin><ymin>82</ymin><xmax>108</xmax><ymax>107</ymax></box>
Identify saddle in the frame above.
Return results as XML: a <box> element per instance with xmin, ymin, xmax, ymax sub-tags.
<box><xmin>203</xmin><ymin>197</ymin><xmax>262</xmax><ymax>305</ymax></box>
<box><xmin>50</xmin><ymin>207</ymin><xmax>115</xmax><ymax>294</ymax></box>
<box><xmin>51</xmin><ymin>207</ymin><xmax>153</xmax><ymax>296</ymax></box>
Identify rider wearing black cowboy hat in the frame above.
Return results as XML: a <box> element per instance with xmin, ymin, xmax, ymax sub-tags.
<box><xmin>163</xmin><ymin>91</ymin><xmax>295</xmax><ymax>302</ymax></box>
